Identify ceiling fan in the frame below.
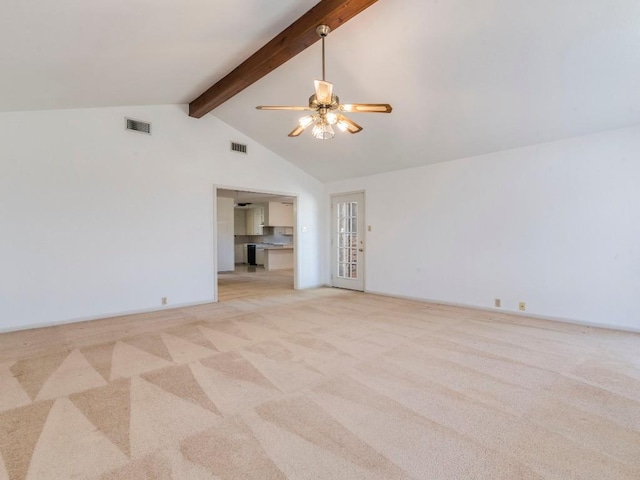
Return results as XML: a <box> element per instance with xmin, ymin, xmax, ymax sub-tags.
<box><xmin>256</xmin><ymin>25</ymin><xmax>392</xmax><ymax>140</ymax></box>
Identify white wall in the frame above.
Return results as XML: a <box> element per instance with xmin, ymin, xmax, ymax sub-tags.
<box><xmin>0</xmin><ymin>104</ymin><xmax>324</xmax><ymax>332</ymax></box>
<box><xmin>216</xmin><ymin>196</ymin><xmax>234</xmax><ymax>272</ymax></box>
<box><xmin>326</xmin><ymin>125</ymin><xmax>640</xmax><ymax>331</ymax></box>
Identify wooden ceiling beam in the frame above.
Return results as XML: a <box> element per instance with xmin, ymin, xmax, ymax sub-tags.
<box><xmin>188</xmin><ymin>0</ymin><xmax>379</xmax><ymax>118</ymax></box>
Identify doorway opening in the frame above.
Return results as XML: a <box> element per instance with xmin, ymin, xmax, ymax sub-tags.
<box><xmin>215</xmin><ymin>187</ymin><xmax>297</xmax><ymax>302</ymax></box>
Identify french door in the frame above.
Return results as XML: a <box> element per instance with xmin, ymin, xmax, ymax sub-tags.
<box><xmin>331</xmin><ymin>192</ymin><xmax>365</xmax><ymax>291</ymax></box>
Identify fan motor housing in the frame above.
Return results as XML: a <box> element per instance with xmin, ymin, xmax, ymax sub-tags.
<box><xmin>309</xmin><ymin>94</ymin><xmax>339</xmax><ymax>109</ymax></box>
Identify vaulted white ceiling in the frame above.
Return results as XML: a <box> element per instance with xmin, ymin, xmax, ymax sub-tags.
<box><xmin>0</xmin><ymin>0</ymin><xmax>317</xmax><ymax>110</ymax></box>
<box><xmin>2</xmin><ymin>0</ymin><xmax>639</xmax><ymax>182</ymax></box>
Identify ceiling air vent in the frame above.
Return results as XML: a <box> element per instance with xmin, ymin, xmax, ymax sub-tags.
<box><xmin>125</xmin><ymin>118</ymin><xmax>151</xmax><ymax>135</ymax></box>
<box><xmin>231</xmin><ymin>142</ymin><xmax>247</xmax><ymax>154</ymax></box>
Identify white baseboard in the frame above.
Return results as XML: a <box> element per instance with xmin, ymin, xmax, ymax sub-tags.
<box><xmin>364</xmin><ymin>289</ymin><xmax>640</xmax><ymax>334</ymax></box>
<box><xmin>298</xmin><ymin>283</ymin><xmax>331</xmax><ymax>289</ymax></box>
<box><xmin>1</xmin><ymin>284</ymin><xmax>328</xmax><ymax>334</ymax></box>
<box><xmin>0</xmin><ymin>299</ymin><xmax>216</xmax><ymax>334</ymax></box>
<box><xmin>5</xmin><ymin>289</ymin><xmax>637</xmax><ymax>336</ymax></box>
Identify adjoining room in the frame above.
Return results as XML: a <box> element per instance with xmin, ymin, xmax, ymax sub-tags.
<box><xmin>216</xmin><ymin>189</ymin><xmax>296</xmax><ymax>301</ymax></box>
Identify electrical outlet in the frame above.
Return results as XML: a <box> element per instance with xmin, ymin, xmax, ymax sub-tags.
<box><xmin>519</xmin><ymin>302</ymin><xmax>526</xmax><ymax>311</ymax></box>
<box><xmin>494</xmin><ymin>299</ymin><xmax>501</xmax><ymax>308</ymax></box>
<box><xmin>161</xmin><ymin>296</ymin><xmax>168</xmax><ymax>305</ymax></box>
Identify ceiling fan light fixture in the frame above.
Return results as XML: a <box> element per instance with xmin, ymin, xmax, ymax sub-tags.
<box><xmin>336</xmin><ymin>119</ymin><xmax>349</xmax><ymax>133</ymax></box>
<box><xmin>312</xmin><ymin>120</ymin><xmax>335</xmax><ymax>140</ymax></box>
<box><xmin>299</xmin><ymin>114</ymin><xmax>317</xmax><ymax>128</ymax></box>
<box><xmin>256</xmin><ymin>24</ymin><xmax>392</xmax><ymax>139</ymax></box>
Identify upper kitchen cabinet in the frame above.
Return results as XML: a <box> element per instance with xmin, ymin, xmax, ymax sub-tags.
<box><xmin>234</xmin><ymin>208</ymin><xmax>246</xmax><ymax>235</ymax></box>
<box><xmin>264</xmin><ymin>202</ymin><xmax>293</xmax><ymax>227</ymax></box>
<box><xmin>245</xmin><ymin>206</ymin><xmax>264</xmax><ymax>235</ymax></box>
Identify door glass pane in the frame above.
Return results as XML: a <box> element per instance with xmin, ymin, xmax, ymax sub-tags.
<box><xmin>336</xmin><ymin>201</ymin><xmax>358</xmax><ymax>280</ymax></box>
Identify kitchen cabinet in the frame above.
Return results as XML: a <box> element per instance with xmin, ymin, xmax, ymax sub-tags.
<box><xmin>234</xmin><ymin>244</ymin><xmax>244</xmax><ymax>264</ymax></box>
<box><xmin>264</xmin><ymin>202</ymin><xmax>293</xmax><ymax>227</ymax></box>
<box><xmin>264</xmin><ymin>247</ymin><xmax>294</xmax><ymax>270</ymax></box>
<box><xmin>234</xmin><ymin>209</ymin><xmax>246</xmax><ymax>235</ymax></box>
<box><xmin>256</xmin><ymin>247</ymin><xmax>265</xmax><ymax>266</ymax></box>
<box><xmin>245</xmin><ymin>206</ymin><xmax>264</xmax><ymax>235</ymax></box>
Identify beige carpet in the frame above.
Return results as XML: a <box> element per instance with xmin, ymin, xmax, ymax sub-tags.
<box><xmin>1</xmin><ymin>280</ymin><xmax>640</xmax><ymax>479</ymax></box>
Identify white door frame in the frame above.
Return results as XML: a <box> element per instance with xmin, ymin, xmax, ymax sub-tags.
<box><xmin>213</xmin><ymin>185</ymin><xmax>299</xmax><ymax>302</ymax></box>
<box><xmin>330</xmin><ymin>191</ymin><xmax>366</xmax><ymax>291</ymax></box>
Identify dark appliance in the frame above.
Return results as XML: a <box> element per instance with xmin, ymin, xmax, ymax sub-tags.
<box><xmin>247</xmin><ymin>244</ymin><xmax>257</xmax><ymax>266</ymax></box>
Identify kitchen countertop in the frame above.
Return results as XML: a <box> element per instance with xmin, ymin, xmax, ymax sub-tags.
<box><xmin>262</xmin><ymin>245</ymin><xmax>293</xmax><ymax>250</ymax></box>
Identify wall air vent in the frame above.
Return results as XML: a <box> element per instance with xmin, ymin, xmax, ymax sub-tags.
<box><xmin>231</xmin><ymin>142</ymin><xmax>247</xmax><ymax>154</ymax></box>
<box><xmin>125</xmin><ymin>118</ymin><xmax>151</xmax><ymax>135</ymax></box>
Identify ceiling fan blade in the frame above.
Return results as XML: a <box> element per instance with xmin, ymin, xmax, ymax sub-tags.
<box><xmin>340</xmin><ymin>103</ymin><xmax>393</xmax><ymax>113</ymax></box>
<box><xmin>256</xmin><ymin>105</ymin><xmax>314</xmax><ymax>111</ymax></box>
<box><xmin>314</xmin><ymin>80</ymin><xmax>333</xmax><ymax>104</ymax></box>
<box><xmin>337</xmin><ymin>114</ymin><xmax>363</xmax><ymax>134</ymax></box>
<box><xmin>288</xmin><ymin>125</ymin><xmax>307</xmax><ymax>137</ymax></box>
